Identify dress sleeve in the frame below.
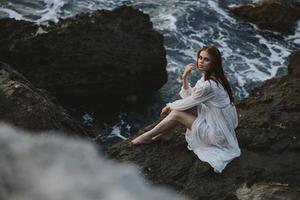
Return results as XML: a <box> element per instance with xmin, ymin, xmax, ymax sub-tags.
<box><xmin>179</xmin><ymin>83</ymin><xmax>192</xmax><ymax>98</ymax></box>
<box><xmin>168</xmin><ymin>81</ymin><xmax>214</xmax><ymax>111</ymax></box>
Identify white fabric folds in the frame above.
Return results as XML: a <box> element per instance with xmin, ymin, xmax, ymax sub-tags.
<box><xmin>167</xmin><ymin>77</ymin><xmax>241</xmax><ymax>173</ymax></box>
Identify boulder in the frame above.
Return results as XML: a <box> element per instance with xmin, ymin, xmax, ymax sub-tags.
<box><xmin>0</xmin><ymin>5</ymin><xmax>167</xmax><ymax>105</ymax></box>
<box><xmin>106</xmin><ymin>51</ymin><xmax>300</xmax><ymax>199</ymax></box>
<box><xmin>0</xmin><ymin>61</ymin><xmax>92</xmax><ymax>137</ymax></box>
<box><xmin>230</xmin><ymin>2</ymin><xmax>300</xmax><ymax>35</ymax></box>
<box><xmin>288</xmin><ymin>50</ymin><xmax>300</xmax><ymax>76</ymax></box>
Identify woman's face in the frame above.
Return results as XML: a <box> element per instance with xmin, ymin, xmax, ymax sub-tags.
<box><xmin>197</xmin><ymin>50</ymin><xmax>213</xmax><ymax>72</ymax></box>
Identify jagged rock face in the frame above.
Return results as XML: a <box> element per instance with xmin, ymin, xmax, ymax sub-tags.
<box><xmin>0</xmin><ymin>62</ymin><xmax>92</xmax><ymax>137</ymax></box>
<box><xmin>236</xmin><ymin>182</ymin><xmax>299</xmax><ymax>200</ymax></box>
<box><xmin>106</xmin><ymin>51</ymin><xmax>300</xmax><ymax>199</ymax></box>
<box><xmin>230</xmin><ymin>2</ymin><xmax>300</xmax><ymax>35</ymax></box>
<box><xmin>0</xmin><ymin>5</ymin><xmax>167</xmax><ymax>104</ymax></box>
<box><xmin>237</xmin><ymin>76</ymin><xmax>300</xmax><ymax>153</ymax></box>
<box><xmin>288</xmin><ymin>50</ymin><xmax>300</xmax><ymax>75</ymax></box>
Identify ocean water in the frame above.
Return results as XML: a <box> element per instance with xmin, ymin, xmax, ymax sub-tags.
<box><xmin>1</xmin><ymin>0</ymin><xmax>300</xmax><ymax>144</ymax></box>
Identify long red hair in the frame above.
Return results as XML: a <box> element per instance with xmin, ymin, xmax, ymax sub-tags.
<box><xmin>196</xmin><ymin>45</ymin><xmax>234</xmax><ymax>103</ymax></box>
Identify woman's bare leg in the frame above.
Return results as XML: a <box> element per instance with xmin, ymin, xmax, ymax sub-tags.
<box><xmin>151</xmin><ymin>123</ymin><xmax>177</xmax><ymax>141</ymax></box>
<box><xmin>131</xmin><ymin>110</ymin><xmax>196</xmax><ymax>145</ymax></box>
<box><xmin>151</xmin><ymin>107</ymin><xmax>197</xmax><ymax>141</ymax></box>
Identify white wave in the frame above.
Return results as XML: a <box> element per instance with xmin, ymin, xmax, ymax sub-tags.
<box><xmin>36</xmin><ymin>0</ymin><xmax>70</xmax><ymax>22</ymax></box>
<box><xmin>109</xmin><ymin>123</ymin><xmax>128</xmax><ymax>140</ymax></box>
<box><xmin>154</xmin><ymin>13</ymin><xmax>177</xmax><ymax>31</ymax></box>
<box><xmin>0</xmin><ymin>7</ymin><xmax>27</xmax><ymax>20</ymax></box>
<box><xmin>0</xmin><ymin>122</ymin><xmax>187</xmax><ymax>200</ymax></box>
<box><xmin>165</xmin><ymin>55</ymin><xmax>182</xmax><ymax>74</ymax></box>
<box><xmin>257</xmin><ymin>35</ymin><xmax>291</xmax><ymax>76</ymax></box>
<box><xmin>207</xmin><ymin>0</ymin><xmax>236</xmax><ymax>23</ymax></box>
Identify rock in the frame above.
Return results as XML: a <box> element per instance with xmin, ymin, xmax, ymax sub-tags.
<box><xmin>0</xmin><ymin>123</ymin><xmax>187</xmax><ymax>200</ymax></box>
<box><xmin>0</xmin><ymin>61</ymin><xmax>92</xmax><ymax>137</ymax></box>
<box><xmin>236</xmin><ymin>182</ymin><xmax>299</xmax><ymax>200</ymax></box>
<box><xmin>288</xmin><ymin>50</ymin><xmax>300</xmax><ymax>76</ymax></box>
<box><xmin>105</xmin><ymin>50</ymin><xmax>300</xmax><ymax>199</ymax></box>
<box><xmin>0</xmin><ymin>5</ymin><xmax>167</xmax><ymax>105</ymax></box>
<box><xmin>237</xmin><ymin>76</ymin><xmax>300</xmax><ymax>153</ymax></box>
<box><xmin>230</xmin><ymin>2</ymin><xmax>300</xmax><ymax>35</ymax></box>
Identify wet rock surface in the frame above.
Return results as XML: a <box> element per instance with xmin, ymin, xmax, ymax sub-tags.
<box><xmin>288</xmin><ymin>49</ymin><xmax>300</xmax><ymax>75</ymax></box>
<box><xmin>0</xmin><ymin>5</ymin><xmax>167</xmax><ymax>106</ymax></box>
<box><xmin>0</xmin><ymin>62</ymin><xmax>92</xmax><ymax>137</ymax></box>
<box><xmin>236</xmin><ymin>182</ymin><xmax>299</xmax><ymax>200</ymax></box>
<box><xmin>230</xmin><ymin>2</ymin><xmax>300</xmax><ymax>35</ymax></box>
<box><xmin>106</xmin><ymin>51</ymin><xmax>300</xmax><ymax>199</ymax></box>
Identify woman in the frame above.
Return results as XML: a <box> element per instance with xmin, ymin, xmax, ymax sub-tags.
<box><xmin>131</xmin><ymin>45</ymin><xmax>241</xmax><ymax>173</ymax></box>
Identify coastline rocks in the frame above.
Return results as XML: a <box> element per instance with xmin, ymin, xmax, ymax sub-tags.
<box><xmin>0</xmin><ymin>5</ymin><xmax>167</xmax><ymax>105</ymax></box>
<box><xmin>288</xmin><ymin>49</ymin><xmax>300</xmax><ymax>75</ymax></box>
<box><xmin>106</xmin><ymin>51</ymin><xmax>300</xmax><ymax>199</ymax></box>
<box><xmin>237</xmin><ymin>51</ymin><xmax>300</xmax><ymax>153</ymax></box>
<box><xmin>236</xmin><ymin>182</ymin><xmax>299</xmax><ymax>200</ymax></box>
<box><xmin>0</xmin><ymin>62</ymin><xmax>91</xmax><ymax>137</ymax></box>
<box><xmin>230</xmin><ymin>2</ymin><xmax>300</xmax><ymax>35</ymax></box>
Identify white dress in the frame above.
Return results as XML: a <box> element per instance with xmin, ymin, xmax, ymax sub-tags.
<box><xmin>167</xmin><ymin>76</ymin><xmax>241</xmax><ymax>173</ymax></box>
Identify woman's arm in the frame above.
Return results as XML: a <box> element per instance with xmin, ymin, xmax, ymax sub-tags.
<box><xmin>182</xmin><ymin>63</ymin><xmax>196</xmax><ymax>89</ymax></box>
<box><xmin>168</xmin><ymin>81</ymin><xmax>214</xmax><ymax>111</ymax></box>
<box><xmin>160</xmin><ymin>105</ymin><xmax>171</xmax><ymax>118</ymax></box>
<box><xmin>179</xmin><ymin>63</ymin><xmax>197</xmax><ymax>98</ymax></box>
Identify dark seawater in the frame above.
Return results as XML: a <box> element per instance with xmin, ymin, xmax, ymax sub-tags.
<box><xmin>1</xmin><ymin>0</ymin><xmax>300</xmax><ymax>145</ymax></box>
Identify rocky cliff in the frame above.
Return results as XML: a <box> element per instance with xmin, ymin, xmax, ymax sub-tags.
<box><xmin>106</xmin><ymin>49</ymin><xmax>300</xmax><ymax>200</ymax></box>
<box><xmin>0</xmin><ymin>62</ymin><xmax>91</xmax><ymax>137</ymax></box>
<box><xmin>0</xmin><ymin>5</ymin><xmax>167</xmax><ymax>106</ymax></box>
<box><xmin>230</xmin><ymin>1</ymin><xmax>300</xmax><ymax>35</ymax></box>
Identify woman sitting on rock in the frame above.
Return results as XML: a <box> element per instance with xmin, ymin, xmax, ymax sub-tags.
<box><xmin>132</xmin><ymin>45</ymin><xmax>241</xmax><ymax>173</ymax></box>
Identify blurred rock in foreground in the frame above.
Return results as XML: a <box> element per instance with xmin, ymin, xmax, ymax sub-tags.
<box><xmin>0</xmin><ymin>123</ymin><xmax>187</xmax><ymax>200</ymax></box>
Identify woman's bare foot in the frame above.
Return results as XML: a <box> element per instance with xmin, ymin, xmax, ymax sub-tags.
<box><xmin>131</xmin><ymin>134</ymin><xmax>153</xmax><ymax>145</ymax></box>
<box><xmin>152</xmin><ymin>131</ymin><xmax>174</xmax><ymax>141</ymax></box>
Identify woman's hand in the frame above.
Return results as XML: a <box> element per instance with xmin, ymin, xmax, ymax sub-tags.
<box><xmin>182</xmin><ymin>63</ymin><xmax>197</xmax><ymax>79</ymax></box>
<box><xmin>160</xmin><ymin>105</ymin><xmax>171</xmax><ymax>118</ymax></box>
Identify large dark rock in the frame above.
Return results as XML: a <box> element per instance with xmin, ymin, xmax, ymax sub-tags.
<box><xmin>0</xmin><ymin>61</ymin><xmax>92</xmax><ymax>137</ymax></box>
<box><xmin>288</xmin><ymin>49</ymin><xmax>300</xmax><ymax>75</ymax></box>
<box><xmin>0</xmin><ymin>5</ymin><xmax>167</xmax><ymax>105</ymax></box>
<box><xmin>106</xmin><ymin>51</ymin><xmax>300</xmax><ymax>199</ymax></box>
<box><xmin>230</xmin><ymin>2</ymin><xmax>300</xmax><ymax>35</ymax></box>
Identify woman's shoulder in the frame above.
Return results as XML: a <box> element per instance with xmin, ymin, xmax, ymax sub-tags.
<box><xmin>201</xmin><ymin>77</ymin><xmax>219</xmax><ymax>87</ymax></box>
<box><xmin>207</xmin><ymin>76</ymin><xmax>221</xmax><ymax>84</ymax></box>
<box><xmin>195</xmin><ymin>76</ymin><xmax>222</xmax><ymax>88</ymax></box>
<box><xmin>194</xmin><ymin>78</ymin><xmax>214</xmax><ymax>93</ymax></box>
<box><xmin>205</xmin><ymin>77</ymin><xmax>224</xmax><ymax>89</ymax></box>
<box><xmin>195</xmin><ymin>78</ymin><xmax>226</xmax><ymax>96</ymax></box>
<box><xmin>195</xmin><ymin>76</ymin><xmax>207</xmax><ymax>87</ymax></box>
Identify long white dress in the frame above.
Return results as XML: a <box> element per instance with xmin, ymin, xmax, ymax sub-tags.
<box><xmin>167</xmin><ymin>76</ymin><xmax>241</xmax><ymax>173</ymax></box>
